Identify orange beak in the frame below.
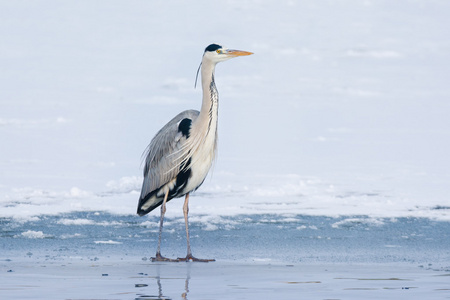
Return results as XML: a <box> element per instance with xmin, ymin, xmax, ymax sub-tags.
<box><xmin>226</xmin><ymin>49</ymin><xmax>254</xmax><ymax>57</ymax></box>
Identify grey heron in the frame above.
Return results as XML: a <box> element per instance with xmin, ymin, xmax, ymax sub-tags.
<box><xmin>137</xmin><ymin>44</ymin><xmax>253</xmax><ymax>262</ymax></box>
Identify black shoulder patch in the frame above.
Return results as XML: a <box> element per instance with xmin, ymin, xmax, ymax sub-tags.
<box><xmin>205</xmin><ymin>44</ymin><xmax>222</xmax><ymax>52</ymax></box>
<box><xmin>178</xmin><ymin>118</ymin><xmax>192</xmax><ymax>138</ymax></box>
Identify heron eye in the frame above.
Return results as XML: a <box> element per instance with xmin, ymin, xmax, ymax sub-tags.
<box><xmin>216</xmin><ymin>50</ymin><xmax>221</xmax><ymax>54</ymax></box>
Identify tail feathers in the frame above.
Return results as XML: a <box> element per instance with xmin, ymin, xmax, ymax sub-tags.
<box><xmin>137</xmin><ymin>191</ymin><xmax>163</xmax><ymax>216</ymax></box>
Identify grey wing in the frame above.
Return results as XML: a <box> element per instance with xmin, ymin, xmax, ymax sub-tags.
<box><xmin>137</xmin><ymin>109</ymin><xmax>199</xmax><ymax>215</ymax></box>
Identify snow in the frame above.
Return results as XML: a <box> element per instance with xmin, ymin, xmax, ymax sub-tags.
<box><xmin>1</xmin><ymin>0</ymin><xmax>449</xmax><ymax>222</ymax></box>
<box><xmin>18</xmin><ymin>230</ymin><xmax>52</xmax><ymax>239</ymax></box>
<box><xmin>94</xmin><ymin>240</ymin><xmax>123</xmax><ymax>245</ymax></box>
<box><xmin>1</xmin><ymin>1</ymin><xmax>450</xmax><ymax>298</ymax></box>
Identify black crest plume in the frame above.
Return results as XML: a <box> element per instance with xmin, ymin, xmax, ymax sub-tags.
<box><xmin>194</xmin><ymin>62</ymin><xmax>202</xmax><ymax>89</ymax></box>
<box><xmin>204</xmin><ymin>44</ymin><xmax>221</xmax><ymax>52</ymax></box>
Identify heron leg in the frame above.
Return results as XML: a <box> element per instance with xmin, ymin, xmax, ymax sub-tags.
<box><xmin>178</xmin><ymin>193</ymin><xmax>215</xmax><ymax>262</ymax></box>
<box><xmin>152</xmin><ymin>190</ymin><xmax>178</xmax><ymax>262</ymax></box>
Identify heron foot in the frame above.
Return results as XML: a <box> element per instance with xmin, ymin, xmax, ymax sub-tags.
<box><xmin>151</xmin><ymin>252</ymin><xmax>179</xmax><ymax>262</ymax></box>
<box><xmin>178</xmin><ymin>254</ymin><xmax>215</xmax><ymax>262</ymax></box>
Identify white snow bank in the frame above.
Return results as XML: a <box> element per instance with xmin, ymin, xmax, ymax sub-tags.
<box><xmin>18</xmin><ymin>230</ymin><xmax>53</xmax><ymax>239</ymax></box>
<box><xmin>1</xmin><ymin>173</ymin><xmax>449</xmax><ymax>221</ymax></box>
<box><xmin>1</xmin><ymin>0</ymin><xmax>449</xmax><ymax>224</ymax></box>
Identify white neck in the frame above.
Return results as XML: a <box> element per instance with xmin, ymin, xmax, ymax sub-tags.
<box><xmin>176</xmin><ymin>57</ymin><xmax>219</xmax><ymax>173</ymax></box>
<box><xmin>192</xmin><ymin>58</ymin><xmax>219</xmax><ymax>137</ymax></box>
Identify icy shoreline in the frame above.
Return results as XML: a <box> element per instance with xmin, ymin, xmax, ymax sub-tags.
<box><xmin>2</xmin><ymin>213</ymin><xmax>449</xmax><ymax>267</ymax></box>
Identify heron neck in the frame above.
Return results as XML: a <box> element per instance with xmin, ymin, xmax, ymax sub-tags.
<box><xmin>198</xmin><ymin>60</ymin><xmax>219</xmax><ymax>128</ymax></box>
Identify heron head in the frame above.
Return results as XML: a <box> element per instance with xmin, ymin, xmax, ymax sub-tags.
<box><xmin>203</xmin><ymin>44</ymin><xmax>253</xmax><ymax>63</ymax></box>
<box><xmin>194</xmin><ymin>44</ymin><xmax>253</xmax><ymax>88</ymax></box>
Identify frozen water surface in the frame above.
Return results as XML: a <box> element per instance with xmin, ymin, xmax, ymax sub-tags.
<box><xmin>1</xmin><ymin>0</ymin><xmax>450</xmax><ymax>299</ymax></box>
<box><xmin>2</xmin><ymin>259</ymin><xmax>450</xmax><ymax>300</ymax></box>
<box><xmin>1</xmin><ymin>213</ymin><xmax>450</xmax><ymax>266</ymax></box>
